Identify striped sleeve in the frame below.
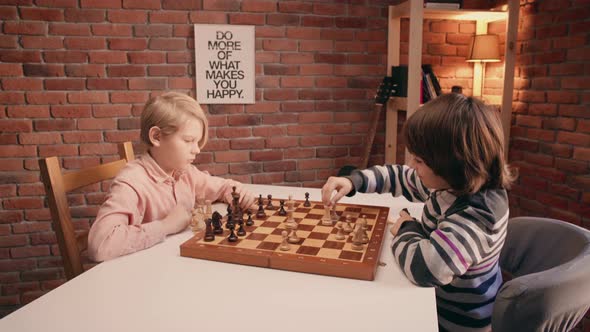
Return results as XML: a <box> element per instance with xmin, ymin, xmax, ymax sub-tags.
<box><xmin>391</xmin><ymin>216</ymin><xmax>479</xmax><ymax>287</ymax></box>
<box><xmin>347</xmin><ymin>164</ymin><xmax>430</xmax><ymax>203</ymax></box>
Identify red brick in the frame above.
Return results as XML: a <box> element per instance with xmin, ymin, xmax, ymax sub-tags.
<box><xmin>148</xmin><ymin>65</ymin><xmax>186</xmax><ymax>76</ymax></box>
<box><xmin>65</xmin><ymin>37</ymin><xmax>106</xmax><ymax>50</ymax></box>
<box><xmin>562</xmin><ymin>77</ymin><xmax>590</xmax><ymax>89</ymax></box>
<box><xmin>81</xmin><ymin>0</ymin><xmax>121</xmax><ymax>8</ymax></box>
<box><xmin>3</xmin><ymin>198</ymin><xmax>43</xmax><ymax>210</ymax></box>
<box><xmin>560</xmin><ymin>105</ymin><xmax>590</xmax><ymax>118</ymax></box>
<box><xmin>252</xmin><ymin>172</ymin><xmax>284</xmax><ymax>184</ymax></box>
<box><xmin>528</xmin><ymin>103</ymin><xmax>557</xmax><ymax>116</ymax></box>
<box><xmin>45</xmin><ymin>79</ymin><xmax>85</xmax><ymax>91</ymax></box>
<box><xmin>2</xmin><ymin>78</ymin><xmax>43</xmax><ymax>91</ymax></box>
<box><xmin>281</xmin><ymin>77</ymin><xmax>314</xmax><ymax>88</ymax></box>
<box><xmin>128</xmin><ymin>78</ymin><xmax>166</xmax><ymax>90</ymax></box>
<box><xmin>38</xmin><ymin>144</ymin><xmax>78</xmax><ymax>157</ymax></box>
<box><xmin>0</xmin><ymin>64</ymin><xmax>22</xmax><ymax>77</ymax></box>
<box><xmin>229</xmin><ymin>163</ymin><xmax>262</xmax><ymax>175</ymax></box>
<box><xmin>107</xmin><ymin>10</ymin><xmax>147</xmax><ymax>23</ymax></box>
<box><xmin>149</xmin><ymin>11</ymin><xmax>188</xmax><ymax>24</ymax></box>
<box><xmin>242</xmin><ymin>0</ymin><xmax>276</xmax><ymax>12</ymax></box>
<box><xmin>0</xmin><ymin>234</ymin><xmax>26</xmax><ymax>248</ymax></box>
<box><xmin>19</xmin><ymin>8</ymin><xmax>64</xmax><ymax>21</ymax></box>
<box><xmin>0</xmin><ymin>6</ymin><xmax>17</xmax><ymax>20</ymax></box>
<box><xmin>51</xmin><ymin>105</ymin><xmax>91</xmax><ymax>118</ymax></box>
<box><xmin>49</xmin><ymin>23</ymin><xmax>91</xmax><ymax>36</ymax></box>
<box><xmin>547</xmin><ymin>91</ymin><xmax>579</xmax><ymax>104</ymax></box>
<box><xmin>298</xmin><ymin>159</ymin><xmax>333</xmax><ymax>170</ymax></box>
<box><xmin>251</xmin><ymin>150</ymin><xmax>283</xmax><ymax>161</ymax></box>
<box><xmin>34</xmin><ymin>119</ymin><xmax>75</xmax><ymax>131</ymax></box>
<box><xmin>84</xmin><ymin>78</ymin><xmax>123</xmax><ymax>90</ymax></box>
<box><xmin>264</xmin><ymin>161</ymin><xmax>296</xmax><ymax>172</ymax></box>
<box><xmin>214</xmin><ymin>151</ymin><xmax>249</xmax><ymax>162</ymax></box>
<box><xmin>265</xmin><ymin>137</ymin><xmax>298</xmax><ymax>149</ymax></box>
<box><xmin>67</xmin><ymin>91</ymin><xmax>108</xmax><ymax>104</ymax></box>
<box><xmin>104</xmin><ymin>130</ymin><xmax>139</xmax><ymax>142</ymax></box>
<box><xmin>93</xmin><ymin>104</ymin><xmax>131</xmax><ymax>117</ymax></box>
<box><xmin>88</xmin><ymin>51</ymin><xmax>127</xmax><ymax>64</ymax></box>
<box><xmin>110</xmin><ymin>91</ymin><xmax>148</xmax><ymax>103</ymax></box>
<box><xmin>27</xmin><ymin>91</ymin><xmax>69</xmax><ymax>105</ymax></box>
<box><xmin>0</xmin><ymin>50</ymin><xmax>41</xmax><ymax>63</ymax></box>
<box><xmin>300</xmin><ymin>135</ymin><xmax>331</xmax><ymax>147</ymax></box>
<box><xmin>263</xmin><ymin>39</ymin><xmax>297</xmax><ymax>51</ymax></box>
<box><xmin>299</xmin><ymin>89</ymin><xmax>331</xmax><ymax>100</ymax></box>
<box><xmin>557</xmin><ymin>132</ymin><xmax>590</xmax><ymax>146</ymax></box>
<box><xmin>65</xmin><ymin>64</ymin><xmax>105</xmax><ymax>77</ymax></box>
<box><xmin>91</xmin><ymin>24</ymin><xmax>132</xmax><ymax>37</ymax></box>
<box><xmin>123</xmin><ymin>0</ymin><xmax>160</xmax><ymax>9</ymax></box>
<box><xmin>43</xmin><ymin>51</ymin><xmax>88</xmax><ymax>64</ymax></box>
<box><xmin>64</xmin><ymin>8</ymin><xmax>105</xmax><ymax>22</ymax></box>
<box><xmin>19</xmin><ymin>132</ymin><xmax>62</xmax><ymax>145</ymax></box>
<box><xmin>77</xmin><ymin>118</ymin><xmax>116</xmax><ymax>130</ymax></box>
<box><xmin>107</xmin><ymin>65</ymin><xmax>145</xmax><ymax>77</ymax></box>
<box><xmin>4</xmin><ymin>22</ymin><xmax>47</xmax><ymax>35</ymax></box>
<box><xmin>135</xmin><ymin>25</ymin><xmax>172</xmax><ymax>37</ymax></box>
<box><xmin>189</xmin><ymin>11</ymin><xmax>227</xmax><ymax>23</ymax></box>
<box><xmin>229</xmin><ymin>13</ymin><xmax>265</xmax><ymax>25</ymax></box>
<box><xmin>108</xmin><ymin>38</ymin><xmax>147</xmax><ymax>50</ymax></box>
<box><xmin>10</xmin><ymin>246</ymin><xmax>51</xmax><ymax>259</ymax></box>
<box><xmin>556</xmin><ymin>158</ymin><xmax>588</xmax><ymax>174</ymax></box>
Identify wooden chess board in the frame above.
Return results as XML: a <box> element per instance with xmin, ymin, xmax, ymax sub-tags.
<box><xmin>180</xmin><ymin>199</ymin><xmax>389</xmax><ymax>281</ymax></box>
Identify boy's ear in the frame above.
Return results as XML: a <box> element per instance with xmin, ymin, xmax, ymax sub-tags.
<box><xmin>148</xmin><ymin>126</ymin><xmax>162</xmax><ymax>147</ymax></box>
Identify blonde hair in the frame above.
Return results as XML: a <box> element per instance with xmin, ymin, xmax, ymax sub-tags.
<box><xmin>140</xmin><ymin>92</ymin><xmax>209</xmax><ymax>148</ymax></box>
<box><xmin>403</xmin><ymin>93</ymin><xmax>516</xmax><ymax>196</ymax></box>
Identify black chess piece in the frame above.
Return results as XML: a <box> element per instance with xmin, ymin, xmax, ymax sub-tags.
<box><xmin>246</xmin><ymin>210</ymin><xmax>254</xmax><ymax>226</ymax></box>
<box><xmin>258</xmin><ymin>194</ymin><xmax>263</xmax><ymax>205</ymax></box>
<box><xmin>227</xmin><ymin>225</ymin><xmax>238</xmax><ymax>242</ymax></box>
<box><xmin>236</xmin><ymin>223</ymin><xmax>246</xmax><ymax>236</ymax></box>
<box><xmin>226</xmin><ymin>205</ymin><xmax>233</xmax><ymax>229</ymax></box>
<box><xmin>204</xmin><ymin>218</ymin><xmax>215</xmax><ymax>242</ymax></box>
<box><xmin>304</xmin><ymin>192</ymin><xmax>311</xmax><ymax>207</ymax></box>
<box><xmin>212</xmin><ymin>211</ymin><xmax>223</xmax><ymax>234</ymax></box>
<box><xmin>256</xmin><ymin>198</ymin><xmax>266</xmax><ymax>218</ymax></box>
<box><xmin>278</xmin><ymin>200</ymin><xmax>287</xmax><ymax>216</ymax></box>
<box><xmin>266</xmin><ymin>194</ymin><xmax>275</xmax><ymax>210</ymax></box>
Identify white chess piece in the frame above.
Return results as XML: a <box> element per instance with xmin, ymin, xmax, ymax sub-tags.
<box><xmin>343</xmin><ymin>214</ymin><xmax>354</xmax><ymax>233</ymax></box>
<box><xmin>335</xmin><ymin>222</ymin><xmax>346</xmax><ymax>241</ymax></box>
<box><xmin>321</xmin><ymin>206</ymin><xmax>333</xmax><ymax>226</ymax></box>
<box><xmin>280</xmin><ymin>230</ymin><xmax>291</xmax><ymax>251</ymax></box>
<box><xmin>288</xmin><ymin>229</ymin><xmax>300</xmax><ymax>244</ymax></box>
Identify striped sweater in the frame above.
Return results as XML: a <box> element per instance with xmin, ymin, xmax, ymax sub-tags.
<box><xmin>348</xmin><ymin>165</ymin><xmax>508</xmax><ymax>332</ymax></box>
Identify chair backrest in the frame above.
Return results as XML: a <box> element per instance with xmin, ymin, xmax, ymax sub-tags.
<box><xmin>39</xmin><ymin>142</ymin><xmax>135</xmax><ymax>280</ymax></box>
<box><xmin>492</xmin><ymin>217</ymin><xmax>590</xmax><ymax>332</ymax></box>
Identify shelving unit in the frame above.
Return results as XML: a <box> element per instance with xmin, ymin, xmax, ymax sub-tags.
<box><xmin>385</xmin><ymin>0</ymin><xmax>519</xmax><ymax>164</ymax></box>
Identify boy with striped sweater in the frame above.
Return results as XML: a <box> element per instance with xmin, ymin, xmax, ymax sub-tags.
<box><xmin>322</xmin><ymin>94</ymin><xmax>516</xmax><ymax>331</ymax></box>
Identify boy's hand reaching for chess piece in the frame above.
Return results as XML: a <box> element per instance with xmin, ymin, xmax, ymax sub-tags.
<box><xmin>321</xmin><ymin>176</ymin><xmax>354</xmax><ymax>207</ymax></box>
<box><xmin>224</xmin><ymin>183</ymin><xmax>256</xmax><ymax>209</ymax></box>
<box><xmin>389</xmin><ymin>208</ymin><xmax>415</xmax><ymax>236</ymax></box>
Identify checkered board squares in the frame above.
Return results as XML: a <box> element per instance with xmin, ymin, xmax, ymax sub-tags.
<box><xmin>180</xmin><ymin>200</ymin><xmax>390</xmax><ymax>281</ymax></box>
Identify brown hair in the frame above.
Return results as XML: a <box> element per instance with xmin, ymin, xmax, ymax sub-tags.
<box><xmin>403</xmin><ymin>93</ymin><xmax>516</xmax><ymax>195</ymax></box>
<box><xmin>140</xmin><ymin>92</ymin><xmax>209</xmax><ymax>148</ymax></box>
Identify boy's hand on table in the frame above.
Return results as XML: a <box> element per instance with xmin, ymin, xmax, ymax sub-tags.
<box><xmin>389</xmin><ymin>208</ymin><xmax>415</xmax><ymax>236</ymax></box>
<box><xmin>162</xmin><ymin>204</ymin><xmax>191</xmax><ymax>235</ymax></box>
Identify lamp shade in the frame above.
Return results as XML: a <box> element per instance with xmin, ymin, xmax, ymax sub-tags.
<box><xmin>466</xmin><ymin>34</ymin><xmax>501</xmax><ymax>62</ymax></box>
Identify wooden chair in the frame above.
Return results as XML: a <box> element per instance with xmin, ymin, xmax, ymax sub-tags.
<box><xmin>39</xmin><ymin>142</ymin><xmax>135</xmax><ymax>280</ymax></box>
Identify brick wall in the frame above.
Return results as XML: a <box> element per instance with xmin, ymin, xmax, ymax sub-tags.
<box><xmin>0</xmin><ymin>0</ymin><xmax>588</xmax><ymax>320</ymax></box>
<box><xmin>507</xmin><ymin>0</ymin><xmax>590</xmax><ymax>230</ymax></box>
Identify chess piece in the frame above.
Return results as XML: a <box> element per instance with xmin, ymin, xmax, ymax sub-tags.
<box><xmin>287</xmin><ymin>229</ymin><xmax>300</xmax><ymax>244</ymax></box>
<box><xmin>245</xmin><ymin>210</ymin><xmax>254</xmax><ymax>226</ymax></box>
<box><xmin>278</xmin><ymin>200</ymin><xmax>287</xmax><ymax>216</ymax></box>
<box><xmin>351</xmin><ymin>224</ymin><xmax>364</xmax><ymax>251</ymax></box>
<box><xmin>204</xmin><ymin>218</ymin><xmax>215</xmax><ymax>242</ymax></box>
<box><xmin>330</xmin><ymin>205</ymin><xmax>339</xmax><ymax>222</ymax></box>
<box><xmin>227</xmin><ymin>225</ymin><xmax>238</xmax><ymax>242</ymax></box>
<box><xmin>266</xmin><ymin>194</ymin><xmax>275</xmax><ymax>210</ymax></box>
<box><xmin>279</xmin><ymin>230</ymin><xmax>291</xmax><ymax>251</ymax></box>
<box><xmin>343</xmin><ymin>214</ymin><xmax>354</xmax><ymax>233</ymax></box>
<box><xmin>237</xmin><ymin>222</ymin><xmax>246</xmax><ymax>236</ymax></box>
<box><xmin>360</xmin><ymin>216</ymin><xmax>369</xmax><ymax>244</ymax></box>
<box><xmin>205</xmin><ymin>200</ymin><xmax>212</xmax><ymax>218</ymax></box>
<box><xmin>191</xmin><ymin>208</ymin><xmax>205</xmax><ymax>233</ymax></box>
<box><xmin>304</xmin><ymin>192</ymin><xmax>311</xmax><ymax>207</ymax></box>
<box><xmin>212</xmin><ymin>211</ymin><xmax>223</xmax><ymax>235</ymax></box>
<box><xmin>335</xmin><ymin>222</ymin><xmax>346</xmax><ymax>241</ymax></box>
<box><xmin>321</xmin><ymin>205</ymin><xmax>333</xmax><ymax>226</ymax></box>
<box><xmin>256</xmin><ymin>198</ymin><xmax>266</xmax><ymax>218</ymax></box>
<box><xmin>285</xmin><ymin>209</ymin><xmax>297</xmax><ymax>229</ymax></box>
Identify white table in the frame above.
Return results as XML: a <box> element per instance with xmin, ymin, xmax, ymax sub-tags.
<box><xmin>1</xmin><ymin>184</ymin><xmax>437</xmax><ymax>332</ymax></box>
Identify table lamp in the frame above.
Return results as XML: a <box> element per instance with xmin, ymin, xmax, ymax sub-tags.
<box><xmin>466</xmin><ymin>34</ymin><xmax>500</xmax><ymax>98</ymax></box>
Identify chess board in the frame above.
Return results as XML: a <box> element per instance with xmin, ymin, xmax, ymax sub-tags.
<box><xmin>180</xmin><ymin>199</ymin><xmax>389</xmax><ymax>281</ymax></box>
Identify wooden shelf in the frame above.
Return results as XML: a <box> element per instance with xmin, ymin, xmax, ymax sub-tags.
<box><xmin>385</xmin><ymin>0</ymin><xmax>519</xmax><ymax>164</ymax></box>
<box><xmin>392</xmin><ymin>3</ymin><xmax>507</xmax><ymax>21</ymax></box>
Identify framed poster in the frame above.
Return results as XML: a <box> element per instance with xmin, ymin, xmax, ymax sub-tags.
<box><xmin>194</xmin><ymin>24</ymin><xmax>255</xmax><ymax>104</ymax></box>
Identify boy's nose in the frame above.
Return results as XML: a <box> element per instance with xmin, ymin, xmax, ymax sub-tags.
<box><xmin>191</xmin><ymin>143</ymin><xmax>200</xmax><ymax>154</ymax></box>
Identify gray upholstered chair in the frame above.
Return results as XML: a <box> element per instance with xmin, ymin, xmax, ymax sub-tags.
<box><xmin>492</xmin><ymin>217</ymin><xmax>590</xmax><ymax>332</ymax></box>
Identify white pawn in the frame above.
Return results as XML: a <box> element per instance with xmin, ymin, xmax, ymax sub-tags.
<box><xmin>280</xmin><ymin>230</ymin><xmax>291</xmax><ymax>251</ymax></box>
<box><xmin>288</xmin><ymin>229</ymin><xmax>300</xmax><ymax>244</ymax></box>
<box><xmin>343</xmin><ymin>214</ymin><xmax>354</xmax><ymax>233</ymax></box>
<box><xmin>321</xmin><ymin>205</ymin><xmax>333</xmax><ymax>226</ymax></box>
<box><xmin>335</xmin><ymin>222</ymin><xmax>346</xmax><ymax>241</ymax></box>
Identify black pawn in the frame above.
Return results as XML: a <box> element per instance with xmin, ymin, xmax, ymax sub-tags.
<box><xmin>266</xmin><ymin>194</ymin><xmax>275</xmax><ymax>210</ymax></box>
<box><xmin>304</xmin><ymin>192</ymin><xmax>311</xmax><ymax>207</ymax></box>
<box><xmin>227</xmin><ymin>225</ymin><xmax>238</xmax><ymax>242</ymax></box>
<box><xmin>278</xmin><ymin>200</ymin><xmax>287</xmax><ymax>216</ymax></box>
<box><xmin>256</xmin><ymin>199</ymin><xmax>266</xmax><ymax>218</ymax></box>
<box><xmin>246</xmin><ymin>210</ymin><xmax>254</xmax><ymax>226</ymax></box>
<box><xmin>204</xmin><ymin>218</ymin><xmax>215</xmax><ymax>242</ymax></box>
<box><xmin>237</xmin><ymin>223</ymin><xmax>246</xmax><ymax>236</ymax></box>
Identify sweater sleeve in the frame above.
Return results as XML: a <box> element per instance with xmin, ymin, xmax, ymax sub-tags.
<box><xmin>391</xmin><ymin>215</ymin><xmax>484</xmax><ymax>287</ymax></box>
<box><xmin>188</xmin><ymin>166</ymin><xmax>237</xmax><ymax>205</ymax></box>
<box><xmin>87</xmin><ymin>180</ymin><xmax>167</xmax><ymax>262</ymax></box>
<box><xmin>347</xmin><ymin>164</ymin><xmax>430</xmax><ymax>203</ymax></box>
